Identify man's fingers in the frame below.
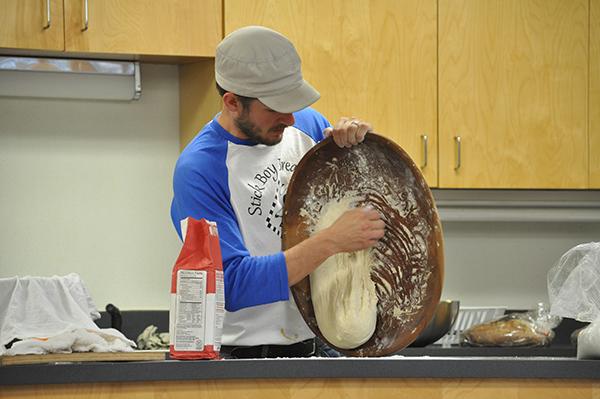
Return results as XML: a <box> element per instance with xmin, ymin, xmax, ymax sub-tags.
<box><xmin>372</xmin><ymin>219</ymin><xmax>386</xmax><ymax>229</ymax></box>
<box><xmin>332</xmin><ymin>132</ymin><xmax>346</xmax><ymax>148</ymax></box>
<box><xmin>347</xmin><ymin>122</ymin><xmax>360</xmax><ymax>146</ymax></box>
<box><xmin>327</xmin><ymin>118</ymin><xmax>373</xmax><ymax>148</ymax></box>
<box><xmin>366</xmin><ymin>229</ymin><xmax>385</xmax><ymax>243</ymax></box>
<box><xmin>369</xmin><ymin>229</ymin><xmax>385</xmax><ymax>240</ymax></box>
<box><xmin>362</xmin><ymin>207</ymin><xmax>383</xmax><ymax>220</ymax></box>
<box><xmin>356</xmin><ymin>126</ymin><xmax>368</xmax><ymax>143</ymax></box>
<box><xmin>349</xmin><ymin>119</ymin><xmax>371</xmax><ymax>142</ymax></box>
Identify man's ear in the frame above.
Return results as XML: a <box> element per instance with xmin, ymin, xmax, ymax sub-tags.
<box><xmin>222</xmin><ymin>92</ymin><xmax>242</xmax><ymax>116</ymax></box>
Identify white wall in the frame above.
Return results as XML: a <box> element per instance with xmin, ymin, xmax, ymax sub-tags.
<box><xmin>440</xmin><ymin>220</ymin><xmax>600</xmax><ymax>309</ymax></box>
<box><xmin>0</xmin><ymin>64</ymin><xmax>182</xmax><ymax>310</ymax></box>
<box><xmin>0</xmin><ymin>63</ymin><xmax>598</xmax><ymax>312</ymax></box>
<box><xmin>433</xmin><ymin>189</ymin><xmax>600</xmax><ymax>309</ymax></box>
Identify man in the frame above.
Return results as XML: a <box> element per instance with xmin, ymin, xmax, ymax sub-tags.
<box><xmin>170</xmin><ymin>26</ymin><xmax>384</xmax><ymax>358</ymax></box>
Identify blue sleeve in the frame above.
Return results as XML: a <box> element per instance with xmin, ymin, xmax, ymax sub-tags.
<box><xmin>170</xmin><ymin>147</ymin><xmax>289</xmax><ymax>312</ymax></box>
<box><xmin>293</xmin><ymin>107</ymin><xmax>331</xmax><ymax>142</ymax></box>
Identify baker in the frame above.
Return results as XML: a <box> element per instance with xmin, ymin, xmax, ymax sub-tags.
<box><xmin>170</xmin><ymin>26</ymin><xmax>385</xmax><ymax>358</ymax></box>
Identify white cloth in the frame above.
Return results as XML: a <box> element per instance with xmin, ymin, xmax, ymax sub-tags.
<box><xmin>5</xmin><ymin>328</ymin><xmax>135</xmax><ymax>355</ymax></box>
<box><xmin>0</xmin><ymin>273</ymin><xmax>134</xmax><ymax>355</ymax></box>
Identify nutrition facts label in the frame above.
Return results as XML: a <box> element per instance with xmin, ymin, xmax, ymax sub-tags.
<box><xmin>174</xmin><ymin>270</ymin><xmax>207</xmax><ymax>351</ymax></box>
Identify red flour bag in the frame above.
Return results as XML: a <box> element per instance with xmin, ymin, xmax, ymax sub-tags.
<box><xmin>169</xmin><ymin>218</ymin><xmax>225</xmax><ymax>360</ymax></box>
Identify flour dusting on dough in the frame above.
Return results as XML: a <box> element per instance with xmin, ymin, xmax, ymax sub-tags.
<box><xmin>310</xmin><ymin>197</ymin><xmax>378</xmax><ymax>349</ymax></box>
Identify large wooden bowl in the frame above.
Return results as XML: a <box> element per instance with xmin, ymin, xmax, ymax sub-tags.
<box><xmin>282</xmin><ymin>133</ymin><xmax>444</xmax><ymax>357</ymax></box>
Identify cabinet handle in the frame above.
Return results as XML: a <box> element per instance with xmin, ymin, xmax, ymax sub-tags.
<box><xmin>43</xmin><ymin>0</ymin><xmax>51</xmax><ymax>29</ymax></box>
<box><xmin>81</xmin><ymin>0</ymin><xmax>89</xmax><ymax>31</ymax></box>
<box><xmin>454</xmin><ymin>136</ymin><xmax>462</xmax><ymax>170</ymax></box>
<box><xmin>420</xmin><ymin>134</ymin><xmax>428</xmax><ymax>169</ymax></box>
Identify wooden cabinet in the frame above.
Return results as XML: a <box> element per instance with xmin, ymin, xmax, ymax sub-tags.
<box><xmin>0</xmin><ymin>0</ymin><xmax>64</xmax><ymax>51</ymax></box>
<box><xmin>591</xmin><ymin>0</ymin><xmax>600</xmax><ymax>188</ymax></box>
<box><xmin>224</xmin><ymin>0</ymin><xmax>438</xmax><ymax>186</ymax></box>
<box><xmin>438</xmin><ymin>0</ymin><xmax>588</xmax><ymax>188</ymax></box>
<box><xmin>224</xmin><ymin>0</ymin><xmax>590</xmax><ymax>189</ymax></box>
<box><xmin>63</xmin><ymin>0</ymin><xmax>222</xmax><ymax>57</ymax></box>
<box><xmin>3</xmin><ymin>379</ymin><xmax>600</xmax><ymax>399</ymax></box>
<box><xmin>4</xmin><ymin>1</ymin><xmax>594</xmax><ymax>189</ymax></box>
<box><xmin>0</xmin><ymin>0</ymin><xmax>222</xmax><ymax>57</ymax></box>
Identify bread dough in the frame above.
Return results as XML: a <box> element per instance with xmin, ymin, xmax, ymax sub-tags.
<box><xmin>310</xmin><ymin>198</ymin><xmax>378</xmax><ymax>349</ymax></box>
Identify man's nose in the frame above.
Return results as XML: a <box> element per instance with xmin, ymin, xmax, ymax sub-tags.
<box><xmin>280</xmin><ymin>113</ymin><xmax>295</xmax><ymax>126</ymax></box>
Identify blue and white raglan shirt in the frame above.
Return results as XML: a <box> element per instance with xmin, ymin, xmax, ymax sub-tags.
<box><xmin>171</xmin><ymin>107</ymin><xmax>330</xmax><ymax>346</ymax></box>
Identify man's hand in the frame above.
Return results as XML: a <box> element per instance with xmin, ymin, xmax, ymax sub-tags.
<box><xmin>324</xmin><ymin>117</ymin><xmax>372</xmax><ymax>148</ymax></box>
<box><xmin>284</xmin><ymin>205</ymin><xmax>385</xmax><ymax>286</ymax></box>
<box><xmin>322</xmin><ymin>206</ymin><xmax>385</xmax><ymax>253</ymax></box>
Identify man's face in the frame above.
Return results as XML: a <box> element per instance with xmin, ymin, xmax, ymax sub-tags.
<box><xmin>234</xmin><ymin>98</ymin><xmax>295</xmax><ymax>146</ymax></box>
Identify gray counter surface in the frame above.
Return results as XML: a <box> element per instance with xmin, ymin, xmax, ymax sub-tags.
<box><xmin>2</xmin><ymin>353</ymin><xmax>600</xmax><ymax>386</ymax></box>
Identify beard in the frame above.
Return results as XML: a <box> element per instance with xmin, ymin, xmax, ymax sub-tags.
<box><xmin>234</xmin><ymin>111</ymin><xmax>287</xmax><ymax>146</ymax></box>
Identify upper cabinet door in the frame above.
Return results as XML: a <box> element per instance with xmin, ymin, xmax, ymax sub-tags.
<box><xmin>64</xmin><ymin>0</ymin><xmax>222</xmax><ymax>57</ymax></box>
<box><xmin>0</xmin><ymin>0</ymin><xmax>64</xmax><ymax>51</ymax></box>
<box><xmin>224</xmin><ymin>0</ymin><xmax>438</xmax><ymax>186</ymax></box>
<box><xmin>439</xmin><ymin>0</ymin><xmax>588</xmax><ymax>189</ymax></box>
<box><xmin>591</xmin><ymin>0</ymin><xmax>600</xmax><ymax>188</ymax></box>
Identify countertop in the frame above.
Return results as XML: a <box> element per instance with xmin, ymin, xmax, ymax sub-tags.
<box><xmin>1</xmin><ymin>316</ymin><xmax>594</xmax><ymax>386</ymax></box>
<box><xmin>1</xmin><ymin>347</ymin><xmax>599</xmax><ymax>386</ymax></box>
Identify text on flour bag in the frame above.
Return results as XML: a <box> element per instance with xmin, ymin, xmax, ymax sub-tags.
<box><xmin>169</xmin><ymin>218</ymin><xmax>225</xmax><ymax>360</ymax></box>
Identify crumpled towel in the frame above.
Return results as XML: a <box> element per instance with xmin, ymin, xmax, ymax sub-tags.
<box><xmin>0</xmin><ymin>273</ymin><xmax>134</xmax><ymax>355</ymax></box>
<box><xmin>5</xmin><ymin>328</ymin><xmax>135</xmax><ymax>355</ymax></box>
<box><xmin>137</xmin><ymin>325</ymin><xmax>169</xmax><ymax>350</ymax></box>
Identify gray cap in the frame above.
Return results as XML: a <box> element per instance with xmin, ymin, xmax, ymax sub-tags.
<box><xmin>215</xmin><ymin>26</ymin><xmax>320</xmax><ymax>113</ymax></box>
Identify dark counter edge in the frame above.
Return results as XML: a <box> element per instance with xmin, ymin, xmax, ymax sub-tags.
<box><xmin>2</xmin><ymin>357</ymin><xmax>600</xmax><ymax>386</ymax></box>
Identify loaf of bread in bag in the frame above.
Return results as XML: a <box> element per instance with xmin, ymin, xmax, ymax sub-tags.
<box><xmin>462</xmin><ymin>316</ymin><xmax>551</xmax><ymax>347</ymax></box>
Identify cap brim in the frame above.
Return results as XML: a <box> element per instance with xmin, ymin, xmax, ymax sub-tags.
<box><xmin>258</xmin><ymin>80</ymin><xmax>320</xmax><ymax>113</ymax></box>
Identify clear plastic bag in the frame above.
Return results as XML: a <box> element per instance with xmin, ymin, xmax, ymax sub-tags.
<box><xmin>461</xmin><ymin>304</ymin><xmax>560</xmax><ymax>347</ymax></box>
<box><xmin>547</xmin><ymin>242</ymin><xmax>600</xmax><ymax>358</ymax></box>
<box><xmin>577</xmin><ymin>319</ymin><xmax>600</xmax><ymax>359</ymax></box>
<box><xmin>547</xmin><ymin>242</ymin><xmax>600</xmax><ymax>322</ymax></box>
